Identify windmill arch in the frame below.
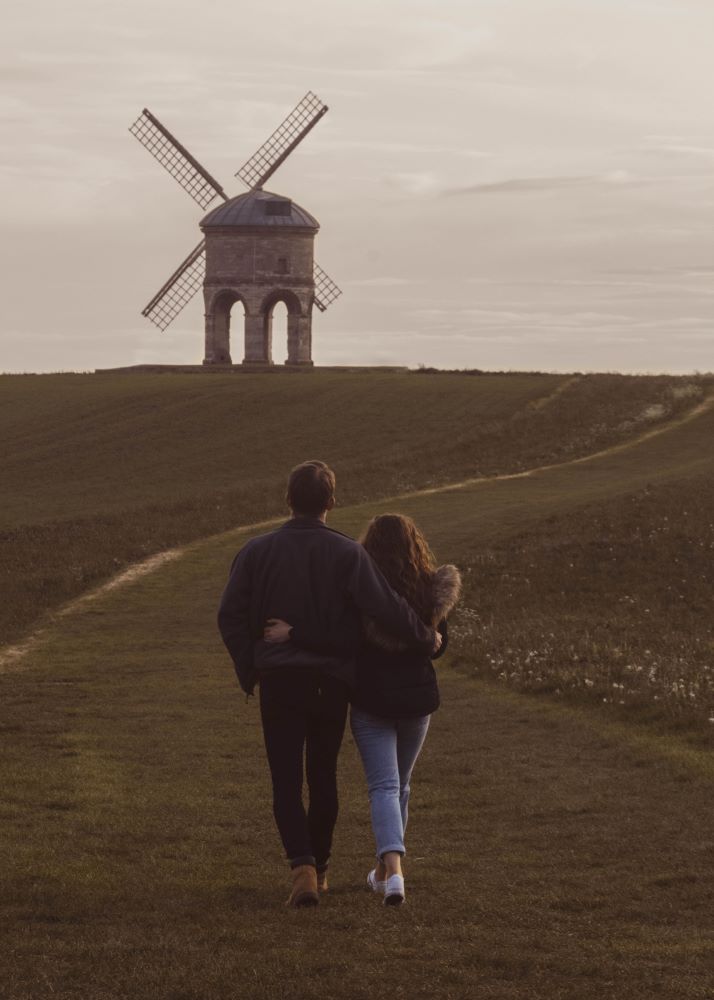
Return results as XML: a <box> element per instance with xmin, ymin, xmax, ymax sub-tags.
<box><xmin>204</xmin><ymin>289</ymin><xmax>247</xmax><ymax>365</ymax></box>
<box><xmin>270</xmin><ymin>301</ymin><xmax>289</xmax><ymax>364</ymax></box>
<box><xmin>260</xmin><ymin>288</ymin><xmax>312</xmax><ymax>366</ymax></box>
<box><xmin>260</xmin><ymin>288</ymin><xmax>311</xmax><ymax>365</ymax></box>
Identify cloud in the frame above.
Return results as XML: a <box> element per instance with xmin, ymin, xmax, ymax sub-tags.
<box><xmin>444</xmin><ymin>170</ymin><xmax>652</xmax><ymax>197</ymax></box>
<box><xmin>383</xmin><ymin>171</ymin><xmax>440</xmax><ymax>196</ymax></box>
<box><xmin>642</xmin><ymin>140</ymin><xmax>714</xmax><ymax>160</ymax></box>
<box><xmin>395</xmin><ymin>17</ymin><xmax>495</xmax><ymax>71</ymax></box>
<box><xmin>466</xmin><ymin>274</ymin><xmax>714</xmax><ymax>296</ymax></box>
<box><xmin>446</xmin><ymin>175</ymin><xmax>588</xmax><ymax>196</ymax></box>
<box><xmin>407</xmin><ymin>304</ymin><xmax>714</xmax><ymax>337</ymax></box>
<box><xmin>307</xmin><ymin>138</ymin><xmax>491</xmax><ymax>159</ymax></box>
<box><xmin>344</xmin><ymin>277</ymin><xmax>412</xmax><ymax>287</ymax></box>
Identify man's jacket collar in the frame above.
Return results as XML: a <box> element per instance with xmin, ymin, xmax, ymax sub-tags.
<box><xmin>278</xmin><ymin>517</ymin><xmax>356</xmax><ymax>543</ymax></box>
<box><xmin>280</xmin><ymin>516</ymin><xmax>328</xmax><ymax>530</ymax></box>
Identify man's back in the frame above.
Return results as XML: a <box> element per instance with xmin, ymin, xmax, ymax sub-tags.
<box><xmin>243</xmin><ymin>518</ymin><xmax>359</xmax><ymax>630</ymax></box>
<box><xmin>218</xmin><ymin>515</ymin><xmax>434</xmax><ymax>694</ymax></box>
<box><xmin>228</xmin><ymin>518</ymin><xmax>363</xmax><ymax>679</ymax></box>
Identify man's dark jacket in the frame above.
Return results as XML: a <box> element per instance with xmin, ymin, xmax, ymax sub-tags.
<box><xmin>217</xmin><ymin>517</ymin><xmax>435</xmax><ymax>694</ymax></box>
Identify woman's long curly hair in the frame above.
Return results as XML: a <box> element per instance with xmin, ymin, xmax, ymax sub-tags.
<box><xmin>361</xmin><ymin>514</ymin><xmax>437</xmax><ymax>625</ymax></box>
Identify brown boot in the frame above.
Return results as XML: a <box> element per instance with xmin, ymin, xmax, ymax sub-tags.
<box><xmin>317</xmin><ymin>869</ymin><xmax>328</xmax><ymax>893</ymax></box>
<box><xmin>286</xmin><ymin>865</ymin><xmax>319</xmax><ymax>908</ymax></box>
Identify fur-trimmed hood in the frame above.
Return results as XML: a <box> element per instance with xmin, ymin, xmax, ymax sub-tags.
<box><xmin>363</xmin><ymin>564</ymin><xmax>462</xmax><ymax>651</ymax></box>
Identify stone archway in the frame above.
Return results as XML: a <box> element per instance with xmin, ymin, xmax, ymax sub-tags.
<box><xmin>269</xmin><ymin>301</ymin><xmax>288</xmax><ymax>362</ymax></box>
<box><xmin>204</xmin><ymin>290</ymin><xmax>246</xmax><ymax>365</ymax></box>
<box><xmin>260</xmin><ymin>289</ymin><xmax>312</xmax><ymax>366</ymax></box>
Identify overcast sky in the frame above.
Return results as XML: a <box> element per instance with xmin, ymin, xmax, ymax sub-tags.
<box><xmin>2</xmin><ymin>0</ymin><xmax>713</xmax><ymax>373</ymax></box>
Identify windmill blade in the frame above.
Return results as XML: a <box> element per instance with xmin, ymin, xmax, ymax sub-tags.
<box><xmin>313</xmin><ymin>262</ymin><xmax>342</xmax><ymax>313</ymax></box>
<box><xmin>130</xmin><ymin>109</ymin><xmax>228</xmax><ymax>209</ymax></box>
<box><xmin>236</xmin><ymin>91</ymin><xmax>328</xmax><ymax>190</ymax></box>
<box><xmin>141</xmin><ymin>240</ymin><xmax>206</xmax><ymax>331</ymax></box>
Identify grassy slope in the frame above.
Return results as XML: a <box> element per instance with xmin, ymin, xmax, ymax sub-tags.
<box><xmin>0</xmin><ymin>371</ymin><xmax>707</xmax><ymax>646</ymax></box>
<box><xmin>2</xmin><ymin>404</ymin><xmax>714</xmax><ymax>999</ymax></box>
<box><xmin>2</xmin><ymin>371</ymin><xmax>567</xmax><ymax>526</ymax></box>
<box><xmin>451</xmin><ymin>473</ymin><xmax>714</xmax><ymax>724</ymax></box>
<box><xmin>2</xmin><ymin>371</ymin><xmax>561</xmax><ymax>645</ymax></box>
<box><xmin>324</xmin><ymin>394</ymin><xmax>714</xmax><ymax>726</ymax></box>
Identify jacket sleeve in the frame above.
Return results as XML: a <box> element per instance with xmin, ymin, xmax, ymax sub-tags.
<box><xmin>217</xmin><ymin>546</ymin><xmax>256</xmax><ymax>695</ymax></box>
<box><xmin>345</xmin><ymin>547</ymin><xmax>435</xmax><ymax>650</ymax></box>
<box><xmin>431</xmin><ymin>618</ymin><xmax>448</xmax><ymax>661</ymax></box>
<box><xmin>289</xmin><ymin>620</ymin><xmax>361</xmax><ymax>656</ymax></box>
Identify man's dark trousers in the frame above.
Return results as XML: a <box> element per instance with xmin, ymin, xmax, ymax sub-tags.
<box><xmin>259</xmin><ymin>667</ymin><xmax>349</xmax><ymax>870</ymax></box>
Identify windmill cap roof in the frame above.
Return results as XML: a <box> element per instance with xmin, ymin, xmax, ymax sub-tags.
<box><xmin>200</xmin><ymin>190</ymin><xmax>319</xmax><ymax>230</ymax></box>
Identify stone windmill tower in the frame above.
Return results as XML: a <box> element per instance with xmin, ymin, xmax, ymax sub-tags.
<box><xmin>129</xmin><ymin>93</ymin><xmax>341</xmax><ymax>366</ymax></box>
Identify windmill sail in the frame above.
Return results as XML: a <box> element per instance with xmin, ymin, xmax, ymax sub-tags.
<box><xmin>313</xmin><ymin>262</ymin><xmax>342</xmax><ymax>312</ymax></box>
<box><xmin>236</xmin><ymin>92</ymin><xmax>328</xmax><ymax>191</ymax></box>
<box><xmin>141</xmin><ymin>241</ymin><xmax>206</xmax><ymax>331</ymax></box>
<box><xmin>130</xmin><ymin>109</ymin><xmax>228</xmax><ymax>209</ymax></box>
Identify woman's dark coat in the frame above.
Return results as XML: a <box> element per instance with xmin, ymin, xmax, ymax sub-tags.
<box><xmin>353</xmin><ymin>563</ymin><xmax>462</xmax><ymax>718</ymax></box>
<box><xmin>290</xmin><ymin>563</ymin><xmax>462</xmax><ymax>719</ymax></box>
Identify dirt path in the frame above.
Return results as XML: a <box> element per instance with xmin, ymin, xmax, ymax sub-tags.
<box><xmin>405</xmin><ymin>389</ymin><xmax>714</xmax><ymax>498</ymax></box>
<box><xmin>0</xmin><ymin>524</ymin><xmax>278</xmax><ymax>673</ymax></box>
<box><xmin>2</xmin><ymin>392</ymin><xmax>711</xmax><ymax>674</ymax></box>
<box><xmin>526</xmin><ymin>373</ymin><xmax>582</xmax><ymax>410</ymax></box>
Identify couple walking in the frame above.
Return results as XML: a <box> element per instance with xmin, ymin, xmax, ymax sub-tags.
<box><xmin>218</xmin><ymin>461</ymin><xmax>460</xmax><ymax>907</ymax></box>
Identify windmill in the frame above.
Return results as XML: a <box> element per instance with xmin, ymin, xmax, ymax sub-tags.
<box><xmin>129</xmin><ymin>92</ymin><xmax>341</xmax><ymax>366</ymax></box>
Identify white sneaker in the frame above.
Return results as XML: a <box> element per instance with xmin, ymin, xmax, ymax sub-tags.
<box><xmin>383</xmin><ymin>874</ymin><xmax>405</xmax><ymax>907</ymax></box>
<box><xmin>367</xmin><ymin>868</ymin><xmax>386</xmax><ymax>893</ymax></box>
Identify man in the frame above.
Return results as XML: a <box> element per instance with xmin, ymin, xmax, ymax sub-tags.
<box><xmin>217</xmin><ymin>460</ymin><xmax>439</xmax><ymax>907</ymax></box>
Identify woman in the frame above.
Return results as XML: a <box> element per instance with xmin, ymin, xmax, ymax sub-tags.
<box><xmin>264</xmin><ymin>513</ymin><xmax>461</xmax><ymax>906</ymax></box>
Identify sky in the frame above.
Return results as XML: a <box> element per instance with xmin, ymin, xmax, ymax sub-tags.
<box><xmin>2</xmin><ymin>0</ymin><xmax>713</xmax><ymax>373</ymax></box>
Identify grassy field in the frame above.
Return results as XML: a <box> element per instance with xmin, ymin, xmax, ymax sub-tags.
<box><xmin>2</xmin><ymin>430</ymin><xmax>714</xmax><ymax>998</ymax></box>
<box><xmin>1</xmin><ymin>370</ymin><xmax>707</xmax><ymax>646</ymax></box>
<box><xmin>2</xmin><ymin>371</ymin><xmax>713</xmax><ymax>998</ymax></box>
<box><xmin>451</xmin><ymin>473</ymin><xmax>714</xmax><ymax>725</ymax></box>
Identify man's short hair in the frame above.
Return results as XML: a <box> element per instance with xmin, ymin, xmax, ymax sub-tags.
<box><xmin>287</xmin><ymin>460</ymin><xmax>336</xmax><ymax>517</ymax></box>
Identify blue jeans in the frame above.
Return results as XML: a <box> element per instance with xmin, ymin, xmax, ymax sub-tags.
<box><xmin>350</xmin><ymin>708</ymin><xmax>431</xmax><ymax>859</ymax></box>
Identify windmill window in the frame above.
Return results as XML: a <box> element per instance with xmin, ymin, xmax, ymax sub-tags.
<box><xmin>265</xmin><ymin>200</ymin><xmax>292</xmax><ymax>216</ymax></box>
<box><xmin>277</xmin><ymin>257</ymin><xmax>290</xmax><ymax>274</ymax></box>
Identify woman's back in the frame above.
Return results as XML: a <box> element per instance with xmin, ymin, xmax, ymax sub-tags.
<box><xmin>353</xmin><ymin>563</ymin><xmax>461</xmax><ymax>718</ymax></box>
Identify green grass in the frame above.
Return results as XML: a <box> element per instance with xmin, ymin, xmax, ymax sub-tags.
<box><xmin>0</xmin><ymin>370</ymin><xmax>708</xmax><ymax>647</ymax></box>
<box><xmin>450</xmin><ymin>472</ymin><xmax>714</xmax><ymax>725</ymax></box>
<box><xmin>2</xmin><ymin>418</ymin><xmax>714</xmax><ymax>998</ymax></box>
